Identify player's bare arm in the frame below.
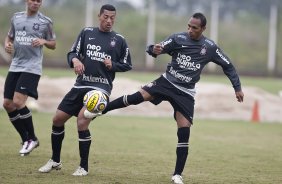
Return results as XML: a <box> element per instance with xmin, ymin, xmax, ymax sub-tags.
<box><xmin>153</xmin><ymin>44</ymin><xmax>163</xmax><ymax>55</ymax></box>
<box><xmin>4</xmin><ymin>36</ymin><xmax>14</xmax><ymax>54</ymax></box>
<box><xmin>235</xmin><ymin>90</ymin><xmax>244</xmax><ymax>102</ymax></box>
<box><xmin>104</xmin><ymin>58</ymin><xmax>112</xmax><ymax>70</ymax></box>
<box><xmin>32</xmin><ymin>38</ymin><xmax>56</xmax><ymax>50</ymax></box>
<box><xmin>72</xmin><ymin>58</ymin><xmax>85</xmax><ymax>75</ymax></box>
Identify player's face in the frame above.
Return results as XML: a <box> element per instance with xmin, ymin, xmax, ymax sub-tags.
<box><xmin>98</xmin><ymin>10</ymin><xmax>116</xmax><ymax>32</ymax></box>
<box><xmin>187</xmin><ymin>17</ymin><xmax>206</xmax><ymax>40</ymax></box>
<box><xmin>26</xmin><ymin>0</ymin><xmax>42</xmax><ymax>15</ymax></box>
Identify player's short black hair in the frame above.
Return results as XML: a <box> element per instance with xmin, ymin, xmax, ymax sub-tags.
<box><xmin>100</xmin><ymin>4</ymin><xmax>116</xmax><ymax>15</ymax></box>
<box><xmin>192</xmin><ymin>13</ymin><xmax>207</xmax><ymax>27</ymax></box>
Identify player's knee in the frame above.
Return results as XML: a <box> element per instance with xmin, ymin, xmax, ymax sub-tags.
<box><xmin>77</xmin><ymin>120</ymin><xmax>89</xmax><ymax>131</ymax></box>
<box><xmin>9</xmin><ymin>98</ymin><xmax>25</xmax><ymax>110</ymax></box>
<box><xmin>3</xmin><ymin>101</ymin><xmax>9</xmax><ymax>110</ymax></box>
<box><xmin>175</xmin><ymin>111</ymin><xmax>192</xmax><ymax>128</ymax></box>
<box><xmin>53</xmin><ymin>115</ymin><xmax>66</xmax><ymax>127</ymax></box>
<box><xmin>3</xmin><ymin>99</ymin><xmax>15</xmax><ymax>111</ymax></box>
<box><xmin>139</xmin><ymin>89</ymin><xmax>153</xmax><ymax>101</ymax></box>
<box><xmin>52</xmin><ymin>109</ymin><xmax>71</xmax><ymax>126</ymax></box>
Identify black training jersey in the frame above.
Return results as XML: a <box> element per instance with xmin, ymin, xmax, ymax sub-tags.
<box><xmin>146</xmin><ymin>32</ymin><xmax>241</xmax><ymax>96</ymax></box>
<box><xmin>67</xmin><ymin>27</ymin><xmax>132</xmax><ymax>96</ymax></box>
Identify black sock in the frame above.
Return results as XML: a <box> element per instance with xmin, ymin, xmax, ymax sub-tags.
<box><xmin>173</xmin><ymin>127</ymin><xmax>190</xmax><ymax>175</ymax></box>
<box><xmin>18</xmin><ymin>106</ymin><xmax>36</xmax><ymax>140</ymax></box>
<box><xmin>79</xmin><ymin>130</ymin><xmax>91</xmax><ymax>171</ymax></box>
<box><xmin>8</xmin><ymin>110</ymin><xmax>28</xmax><ymax>142</ymax></box>
<box><xmin>103</xmin><ymin>91</ymin><xmax>144</xmax><ymax>114</ymax></box>
<box><xmin>51</xmin><ymin>125</ymin><xmax>65</xmax><ymax>163</ymax></box>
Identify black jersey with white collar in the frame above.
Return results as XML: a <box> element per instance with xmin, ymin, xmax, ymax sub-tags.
<box><xmin>67</xmin><ymin>27</ymin><xmax>132</xmax><ymax>96</ymax></box>
<box><xmin>146</xmin><ymin>32</ymin><xmax>241</xmax><ymax>96</ymax></box>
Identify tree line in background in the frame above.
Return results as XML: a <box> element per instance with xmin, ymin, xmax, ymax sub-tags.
<box><xmin>0</xmin><ymin>0</ymin><xmax>281</xmax><ymax>77</ymax></box>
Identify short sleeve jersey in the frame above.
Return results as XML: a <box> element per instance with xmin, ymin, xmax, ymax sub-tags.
<box><xmin>8</xmin><ymin>11</ymin><xmax>56</xmax><ymax>75</ymax></box>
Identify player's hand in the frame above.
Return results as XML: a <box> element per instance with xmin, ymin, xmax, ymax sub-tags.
<box><xmin>104</xmin><ymin>58</ymin><xmax>112</xmax><ymax>70</ymax></box>
<box><xmin>235</xmin><ymin>91</ymin><xmax>244</xmax><ymax>102</ymax></box>
<box><xmin>5</xmin><ymin>42</ymin><xmax>13</xmax><ymax>54</ymax></box>
<box><xmin>153</xmin><ymin>44</ymin><xmax>163</xmax><ymax>55</ymax></box>
<box><xmin>72</xmin><ymin>58</ymin><xmax>85</xmax><ymax>75</ymax></box>
<box><xmin>32</xmin><ymin>38</ymin><xmax>45</xmax><ymax>47</ymax></box>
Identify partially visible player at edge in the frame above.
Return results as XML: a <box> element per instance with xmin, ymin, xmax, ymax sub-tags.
<box><xmin>100</xmin><ymin>12</ymin><xmax>244</xmax><ymax>184</ymax></box>
<box><xmin>3</xmin><ymin>0</ymin><xmax>56</xmax><ymax>156</ymax></box>
<box><xmin>38</xmin><ymin>4</ymin><xmax>132</xmax><ymax>176</ymax></box>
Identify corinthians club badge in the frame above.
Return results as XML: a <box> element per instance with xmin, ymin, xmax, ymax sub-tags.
<box><xmin>33</xmin><ymin>23</ymin><xmax>40</xmax><ymax>31</ymax></box>
<box><xmin>200</xmin><ymin>44</ymin><xmax>207</xmax><ymax>55</ymax></box>
<box><xmin>110</xmin><ymin>38</ymin><xmax>116</xmax><ymax>47</ymax></box>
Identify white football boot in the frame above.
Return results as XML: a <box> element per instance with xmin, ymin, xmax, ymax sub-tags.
<box><xmin>38</xmin><ymin>159</ymin><xmax>62</xmax><ymax>173</ymax></box>
<box><xmin>25</xmin><ymin>139</ymin><xmax>39</xmax><ymax>153</ymax></box>
<box><xmin>72</xmin><ymin>166</ymin><xmax>88</xmax><ymax>176</ymax></box>
<box><xmin>19</xmin><ymin>141</ymin><xmax>29</xmax><ymax>154</ymax></box>
<box><xmin>171</xmin><ymin>174</ymin><xmax>184</xmax><ymax>184</ymax></box>
<box><xmin>83</xmin><ymin>109</ymin><xmax>102</xmax><ymax>119</ymax></box>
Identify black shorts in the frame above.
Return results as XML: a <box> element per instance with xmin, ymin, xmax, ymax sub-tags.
<box><xmin>58</xmin><ymin>88</ymin><xmax>92</xmax><ymax>117</ymax></box>
<box><xmin>142</xmin><ymin>76</ymin><xmax>195</xmax><ymax>123</ymax></box>
<box><xmin>4</xmin><ymin>72</ymin><xmax>40</xmax><ymax>100</ymax></box>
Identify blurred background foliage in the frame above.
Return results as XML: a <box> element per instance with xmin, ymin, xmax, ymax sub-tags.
<box><xmin>0</xmin><ymin>0</ymin><xmax>281</xmax><ymax>77</ymax></box>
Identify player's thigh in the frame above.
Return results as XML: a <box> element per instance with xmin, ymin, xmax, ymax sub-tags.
<box><xmin>170</xmin><ymin>91</ymin><xmax>195</xmax><ymax>126</ymax></box>
<box><xmin>139</xmin><ymin>89</ymin><xmax>154</xmax><ymax>101</ymax></box>
<box><xmin>15</xmin><ymin>73</ymin><xmax>40</xmax><ymax>99</ymax></box>
<box><xmin>77</xmin><ymin>107</ymin><xmax>92</xmax><ymax>131</ymax></box>
<box><xmin>4</xmin><ymin>72</ymin><xmax>20</xmax><ymax>100</ymax></box>
<box><xmin>175</xmin><ymin>111</ymin><xmax>192</xmax><ymax>128</ymax></box>
<box><xmin>13</xmin><ymin>92</ymin><xmax>28</xmax><ymax>109</ymax></box>
<box><xmin>52</xmin><ymin>109</ymin><xmax>72</xmax><ymax>126</ymax></box>
<box><xmin>3</xmin><ymin>98</ymin><xmax>16</xmax><ymax>112</ymax></box>
<box><xmin>57</xmin><ymin>88</ymin><xmax>86</xmax><ymax>117</ymax></box>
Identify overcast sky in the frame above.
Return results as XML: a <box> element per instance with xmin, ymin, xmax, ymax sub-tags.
<box><xmin>117</xmin><ymin>0</ymin><xmax>144</xmax><ymax>8</ymax></box>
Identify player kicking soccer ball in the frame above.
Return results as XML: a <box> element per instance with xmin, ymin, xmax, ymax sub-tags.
<box><xmin>98</xmin><ymin>12</ymin><xmax>244</xmax><ymax>184</ymax></box>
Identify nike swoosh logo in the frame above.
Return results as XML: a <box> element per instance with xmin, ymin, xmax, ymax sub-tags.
<box><xmin>20</xmin><ymin>87</ymin><xmax>26</xmax><ymax>90</ymax></box>
<box><xmin>181</xmin><ymin>45</ymin><xmax>188</xmax><ymax>48</ymax></box>
<box><xmin>89</xmin><ymin>37</ymin><xmax>95</xmax><ymax>40</ymax></box>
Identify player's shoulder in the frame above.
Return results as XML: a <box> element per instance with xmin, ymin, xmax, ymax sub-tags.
<box><xmin>37</xmin><ymin>12</ymin><xmax>53</xmax><ymax>24</ymax></box>
<box><xmin>172</xmin><ymin>32</ymin><xmax>189</xmax><ymax>42</ymax></box>
<box><xmin>112</xmin><ymin>31</ymin><xmax>125</xmax><ymax>39</ymax></box>
<box><xmin>13</xmin><ymin>11</ymin><xmax>25</xmax><ymax>19</ymax></box>
<box><xmin>83</xmin><ymin>27</ymin><xmax>95</xmax><ymax>32</ymax></box>
<box><xmin>203</xmin><ymin>36</ymin><xmax>216</xmax><ymax>47</ymax></box>
<box><xmin>79</xmin><ymin>27</ymin><xmax>95</xmax><ymax>36</ymax></box>
<box><xmin>175</xmin><ymin>32</ymin><xmax>187</xmax><ymax>38</ymax></box>
<box><xmin>170</xmin><ymin>32</ymin><xmax>189</xmax><ymax>45</ymax></box>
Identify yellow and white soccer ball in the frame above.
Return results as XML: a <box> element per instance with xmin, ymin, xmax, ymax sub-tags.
<box><xmin>83</xmin><ymin>90</ymin><xmax>108</xmax><ymax>118</ymax></box>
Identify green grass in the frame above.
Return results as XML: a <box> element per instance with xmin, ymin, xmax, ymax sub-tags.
<box><xmin>0</xmin><ymin>110</ymin><xmax>282</xmax><ymax>184</ymax></box>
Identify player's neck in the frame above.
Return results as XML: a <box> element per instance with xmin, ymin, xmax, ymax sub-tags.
<box><xmin>26</xmin><ymin>10</ymin><xmax>38</xmax><ymax>17</ymax></box>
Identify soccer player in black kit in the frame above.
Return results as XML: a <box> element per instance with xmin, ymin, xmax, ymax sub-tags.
<box><xmin>101</xmin><ymin>13</ymin><xmax>244</xmax><ymax>184</ymax></box>
<box><xmin>38</xmin><ymin>4</ymin><xmax>132</xmax><ymax>176</ymax></box>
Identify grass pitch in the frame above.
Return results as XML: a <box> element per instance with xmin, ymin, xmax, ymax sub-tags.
<box><xmin>0</xmin><ymin>110</ymin><xmax>282</xmax><ymax>184</ymax></box>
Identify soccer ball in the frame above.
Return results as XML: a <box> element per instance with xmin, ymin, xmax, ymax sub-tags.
<box><xmin>83</xmin><ymin>90</ymin><xmax>108</xmax><ymax>113</ymax></box>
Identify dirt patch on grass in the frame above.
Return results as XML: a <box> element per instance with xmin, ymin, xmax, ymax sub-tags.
<box><xmin>0</xmin><ymin>76</ymin><xmax>281</xmax><ymax>123</ymax></box>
